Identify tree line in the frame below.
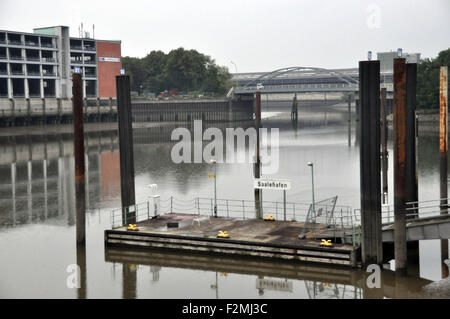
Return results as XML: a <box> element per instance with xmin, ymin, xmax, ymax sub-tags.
<box><xmin>417</xmin><ymin>47</ymin><xmax>450</xmax><ymax>109</ymax></box>
<box><xmin>122</xmin><ymin>48</ymin><xmax>233</xmax><ymax>97</ymax></box>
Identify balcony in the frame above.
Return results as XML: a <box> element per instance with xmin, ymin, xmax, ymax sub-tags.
<box><xmin>8</xmin><ymin>40</ymin><xmax>23</xmax><ymax>46</ymax></box>
<box><xmin>26</xmin><ymin>57</ymin><xmax>41</xmax><ymax>62</ymax></box>
<box><xmin>84</xmin><ymin>60</ymin><xmax>97</xmax><ymax>65</ymax></box>
<box><xmin>40</xmin><ymin>43</ymin><xmax>54</xmax><ymax>48</ymax></box>
<box><xmin>84</xmin><ymin>46</ymin><xmax>96</xmax><ymax>52</ymax></box>
<box><xmin>27</xmin><ymin>71</ymin><xmax>41</xmax><ymax>76</ymax></box>
<box><xmin>84</xmin><ymin>73</ymin><xmax>97</xmax><ymax>78</ymax></box>
<box><xmin>42</xmin><ymin>57</ymin><xmax>57</xmax><ymax>63</ymax></box>
<box><xmin>9</xmin><ymin>56</ymin><xmax>24</xmax><ymax>61</ymax></box>
<box><xmin>0</xmin><ymin>55</ymin><xmax>7</xmax><ymax>60</ymax></box>
<box><xmin>11</xmin><ymin>70</ymin><xmax>24</xmax><ymax>75</ymax></box>
<box><xmin>0</xmin><ymin>70</ymin><xmax>8</xmax><ymax>75</ymax></box>
<box><xmin>25</xmin><ymin>41</ymin><xmax>39</xmax><ymax>47</ymax></box>
<box><xmin>42</xmin><ymin>72</ymin><xmax>56</xmax><ymax>77</ymax></box>
<box><xmin>70</xmin><ymin>45</ymin><xmax>83</xmax><ymax>51</ymax></box>
<box><xmin>0</xmin><ymin>39</ymin><xmax>6</xmax><ymax>45</ymax></box>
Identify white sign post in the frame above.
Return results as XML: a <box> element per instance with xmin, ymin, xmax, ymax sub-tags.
<box><xmin>254</xmin><ymin>178</ymin><xmax>292</xmax><ymax>221</ymax></box>
<box><xmin>253</xmin><ymin>179</ymin><xmax>291</xmax><ymax>191</ymax></box>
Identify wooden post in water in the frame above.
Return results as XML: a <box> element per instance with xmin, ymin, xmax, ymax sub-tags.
<box><xmin>76</xmin><ymin>244</ymin><xmax>87</xmax><ymax>299</ymax></box>
<box><xmin>439</xmin><ymin>65</ymin><xmax>449</xmax><ymax>278</ymax></box>
<box><xmin>116</xmin><ymin>75</ymin><xmax>136</xmax><ymax>224</ymax></box>
<box><xmin>405</xmin><ymin>63</ymin><xmax>418</xmax><ymax>208</ymax></box>
<box><xmin>347</xmin><ymin>94</ymin><xmax>352</xmax><ymax>147</ymax></box>
<box><xmin>355</xmin><ymin>98</ymin><xmax>360</xmax><ymax>146</ymax></box>
<box><xmin>254</xmin><ymin>91</ymin><xmax>262</xmax><ymax>219</ymax></box>
<box><xmin>359</xmin><ymin>60</ymin><xmax>382</xmax><ymax>265</ymax></box>
<box><xmin>122</xmin><ymin>263</ymin><xmax>137</xmax><ymax>299</ymax></box>
<box><xmin>406</xmin><ymin>63</ymin><xmax>420</xmax><ymax>276</ymax></box>
<box><xmin>291</xmin><ymin>93</ymin><xmax>298</xmax><ymax>121</ymax></box>
<box><xmin>72</xmin><ymin>73</ymin><xmax>86</xmax><ymax>245</ymax></box>
<box><xmin>380</xmin><ymin>88</ymin><xmax>388</xmax><ymax>204</ymax></box>
<box><xmin>393</xmin><ymin>58</ymin><xmax>407</xmax><ymax>274</ymax></box>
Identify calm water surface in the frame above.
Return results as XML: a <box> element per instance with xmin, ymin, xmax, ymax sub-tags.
<box><xmin>0</xmin><ymin>105</ymin><xmax>448</xmax><ymax>298</ymax></box>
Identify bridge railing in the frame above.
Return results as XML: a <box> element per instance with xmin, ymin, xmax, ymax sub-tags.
<box><xmin>237</xmin><ymin>83</ymin><xmax>358</xmax><ymax>92</ymax></box>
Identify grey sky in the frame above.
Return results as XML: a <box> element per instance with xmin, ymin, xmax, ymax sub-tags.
<box><xmin>1</xmin><ymin>0</ymin><xmax>448</xmax><ymax>72</ymax></box>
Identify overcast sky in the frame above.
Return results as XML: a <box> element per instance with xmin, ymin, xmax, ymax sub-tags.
<box><xmin>1</xmin><ymin>0</ymin><xmax>448</xmax><ymax>72</ymax></box>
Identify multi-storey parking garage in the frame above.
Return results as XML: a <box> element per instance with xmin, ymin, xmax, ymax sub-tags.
<box><xmin>0</xmin><ymin>25</ymin><xmax>122</xmax><ymax>99</ymax></box>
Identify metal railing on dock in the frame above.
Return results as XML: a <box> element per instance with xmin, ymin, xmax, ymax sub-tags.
<box><xmin>110</xmin><ymin>197</ymin><xmax>315</xmax><ymax>228</ymax></box>
<box><xmin>109</xmin><ymin>195</ymin><xmax>356</xmax><ymax>236</ymax></box>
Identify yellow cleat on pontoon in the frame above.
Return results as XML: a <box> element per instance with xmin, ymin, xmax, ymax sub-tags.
<box><xmin>263</xmin><ymin>215</ymin><xmax>275</xmax><ymax>221</ymax></box>
<box><xmin>127</xmin><ymin>224</ymin><xmax>139</xmax><ymax>231</ymax></box>
<box><xmin>217</xmin><ymin>230</ymin><xmax>230</xmax><ymax>238</ymax></box>
<box><xmin>320</xmin><ymin>239</ymin><xmax>333</xmax><ymax>247</ymax></box>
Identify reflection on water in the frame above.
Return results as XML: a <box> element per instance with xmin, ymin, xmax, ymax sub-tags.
<box><xmin>0</xmin><ymin>105</ymin><xmax>449</xmax><ymax>298</ymax></box>
<box><xmin>104</xmin><ymin>246</ymin><xmax>442</xmax><ymax>299</ymax></box>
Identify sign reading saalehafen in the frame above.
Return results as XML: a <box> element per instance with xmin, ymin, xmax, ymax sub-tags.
<box><xmin>254</xmin><ymin>179</ymin><xmax>291</xmax><ymax>190</ymax></box>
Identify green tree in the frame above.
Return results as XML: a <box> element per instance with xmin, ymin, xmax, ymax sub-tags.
<box><xmin>202</xmin><ymin>62</ymin><xmax>232</xmax><ymax>95</ymax></box>
<box><xmin>142</xmin><ymin>50</ymin><xmax>167</xmax><ymax>94</ymax></box>
<box><xmin>165</xmin><ymin>48</ymin><xmax>208</xmax><ymax>91</ymax></box>
<box><xmin>122</xmin><ymin>56</ymin><xmax>145</xmax><ymax>92</ymax></box>
<box><xmin>122</xmin><ymin>47</ymin><xmax>232</xmax><ymax>97</ymax></box>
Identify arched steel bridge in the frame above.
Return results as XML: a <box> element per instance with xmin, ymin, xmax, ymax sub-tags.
<box><xmin>232</xmin><ymin>66</ymin><xmax>363</xmax><ymax>95</ymax></box>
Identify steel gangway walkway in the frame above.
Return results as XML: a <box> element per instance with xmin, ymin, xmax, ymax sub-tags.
<box><xmin>306</xmin><ymin>198</ymin><xmax>450</xmax><ymax>243</ymax></box>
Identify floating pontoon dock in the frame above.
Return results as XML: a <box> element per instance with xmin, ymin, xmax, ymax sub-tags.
<box><xmin>104</xmin><ymin>213</ymin><xmax>361</xmax><ymax>267</ymax></box>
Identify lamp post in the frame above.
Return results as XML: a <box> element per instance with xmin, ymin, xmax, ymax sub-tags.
<box><xmin>230</xmin><ymin>61</ymin><xmax>238</xmax><ymax>88</ymax></box>
<box><xmin>230</xmin><ymin>61</ymin><xmax>237</xmax><ymax>73</ymax></box>
<box><xmin>307</xmin><ymin>162</ymin><xmax>316</xmax><ymax>224</ymax></box>
<box><xmin>210</xmin><ymin>159</ymin><xmax>217</xmax><ymax>217</ymax></box>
